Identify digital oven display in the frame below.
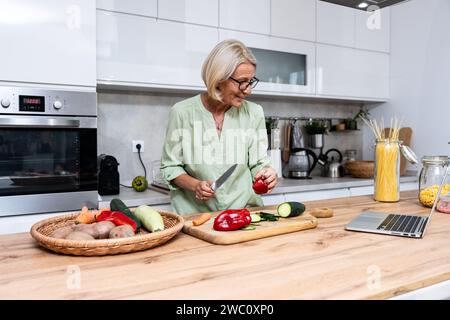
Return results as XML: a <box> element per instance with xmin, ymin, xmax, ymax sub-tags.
<box><xmin>19</xmin><ymin>95</ymin><xmax>45</xmax><ymax>112</ymax></box>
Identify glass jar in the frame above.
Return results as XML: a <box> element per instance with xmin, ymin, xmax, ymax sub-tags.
<box><xmin>418</xmin><ymin>156</ymin><xmax>450</xmax><ymax>207</ymax></box>
<box><xmin>437</xmin><ymin>195</ymin><xmax>450</xmax><ymax>214</ymax></box>
<box><xmin>343</xmin><ymin>149</ymin><xmax>357</xmax><ymax>175</ymax></box>
<box><xmin>374</xmin><ymin>139</ymin><xmax>400</xmax><ymax>202</ymax></box>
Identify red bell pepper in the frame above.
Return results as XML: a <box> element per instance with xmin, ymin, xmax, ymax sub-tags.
<box><xmin>252</xmin><ymin>178</ymin><xmax>269</xmax><ymax>194</ymax></box>
<box><xmin>96</xmin><ymin>210</ymin><xmax>137</xmax><ymax>231</ymax></box>
<box><xmin>213</xmin><ymin>208</ymin><xmax>251</xmax><ymax>231</ymax></box>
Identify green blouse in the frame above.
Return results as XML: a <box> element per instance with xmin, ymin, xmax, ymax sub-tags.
<box><xmin>160</xmin><ymin>94</ymin><xmax>271</xmax><ymax>215</ymax></box>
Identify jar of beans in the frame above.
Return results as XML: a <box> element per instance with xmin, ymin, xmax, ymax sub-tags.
<box><xmin>419</xmin><ymin>156</ymin><xmax>450</xmax><ymax>207</ymax></box>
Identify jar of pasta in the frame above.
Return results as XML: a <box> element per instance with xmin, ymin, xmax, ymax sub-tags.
<box><xmin>374</xmin><ymin>139</ymin><xmax>401</xmax><ymax>202</ymax></box>
<box><xmin>419</xmin><ymin>156</ymin><xmax>450</xmax><ymax>207</ymax></box>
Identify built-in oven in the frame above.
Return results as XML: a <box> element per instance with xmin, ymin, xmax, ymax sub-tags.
<box><xmin>0</xmin><ymin>86</ymin><xmax>97</xmax><ymax>217</ymax></box>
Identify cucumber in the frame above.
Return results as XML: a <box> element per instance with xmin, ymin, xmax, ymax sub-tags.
<box><xmin>110</xmin><ymin>198</ymin><xmax>142</xmax><ymax>229</ymax></box>
<box><xmin>259</xmin><ymin>212</ymin><xmax>279</xmax><ymax>221</ymax></box>
<box><xmin>277</xmin><ymin>202</ymin><xmax>306</xmax><ymax>218</ymax></box>
<box><xmin>250</xmin><ymin>213</ymin><xmax>261</xmax><ymax>223</ymax></box>
<box><xmin>240</xmin><ymin>225</ymin><xmax>256</xmax><ymax>231</ymax></box>
<box><xmin>134</xmin><ymin>205</ymin><xmax>165</xmax><ymax>232</ymax></box>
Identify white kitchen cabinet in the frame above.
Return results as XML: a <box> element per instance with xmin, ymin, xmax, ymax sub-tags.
<box><xmin>349</xmin><ymin>183</ymin><xmax>418</xmax><ymax>197</ymax></box>
<box><xmin>220</xmin><ymin>29</ymin><xmax>316</xmax><ymax>96</ymax></box>
<box><xmin>262</xmin><ymin>194</ymin><xmax>285</xmax><ymax>206</ymax></box>
<box><xmin>0</xmin><ymin>0</ymin><xmax>96</xmax><ymax>88</ymax></box>
<box><xmin>316</xmin><ymin>44</ymin><xmax>389</xmax><ymax>100</ymax></box>
<box><xmin>96</xmin><ymin>0</ymin><xmax>157</xmax><ymax>18</ymax></box>
<box><xmin>97</xmin><ymin>11</ymin><xmax>218</xmax><ymax>88</ymax></box>
<box><xmin>316</xmin><ymin>1</ymin><xmax>355</xmax><ymax>47</ymax></box>
<box><xmin>219</xmin><ymin>0</ymin><xmax>270</xmax><ymax>35</ymax></box>
<box><xmin>355</xmin><ymin>7</ymin><xmax>390</xmax><ymax>53</ymax></box>
<box><xmin>284</xmin><ymin>188</ymin><xmax>350</xmax><ymax>202</ymax></box>
<box><xmin>348</xmin><ymin>185</ymin><xmax>373</xmax><ymax>197</ymax></box>
<box><xmin>271</xmin><ymin>0</ymin><xmax>316</xmax><ymax>42</ymax></box>
<box><xmin>158</xmin><ymin>0</ymin><xmax>218</xmax><ymax>27</ymax></box>
<box><xmin>0</xmin><ymin>212</ymin><xmax>64</xmax><ymax>235</ymax></box>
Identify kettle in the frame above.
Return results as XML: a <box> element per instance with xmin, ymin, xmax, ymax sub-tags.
<box><xmin>321</xmin><ymin>149</ymin><xmax>344</xmax><ymax>178</ymax></box>
<box><xmin>325</xmin><ymin>157</ymin><xmax>345</xmax><ymax>178</ymax></box>
<box><xmin>288</xmin><ymin>147</ymin><xmax>318</xmax><ymax>179</ymax></box>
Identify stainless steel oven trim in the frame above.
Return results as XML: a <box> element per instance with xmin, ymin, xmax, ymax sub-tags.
<box><xmin>0</xmin><ymin>115</ymin><xmax>96</xmax><ymax>129</ymax></box>
<box><xmin>0</xmin><ymin>86</ymin><xmax>97</xmax><ymax>117</ymax></box>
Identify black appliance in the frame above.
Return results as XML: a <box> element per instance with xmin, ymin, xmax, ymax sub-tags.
<box><xmin>98</xmin><ymin>154</ymin><xmax>120</xmax><ymax>195</ymax></box>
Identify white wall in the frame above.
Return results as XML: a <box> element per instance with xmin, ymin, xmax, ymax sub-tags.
<box><xmin>363</xmin><ymin>0</ymin><xmax>450</xmax><ymax>164</ymax></box>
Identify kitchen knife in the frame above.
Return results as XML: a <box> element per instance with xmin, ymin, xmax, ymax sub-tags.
<box><xmin>210</xmin><ymin>164</ymin><xmax>238</xmax><ymax>192</ymax></box>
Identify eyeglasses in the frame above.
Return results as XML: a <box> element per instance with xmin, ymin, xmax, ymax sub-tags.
<box><xmin>229</xmin><ymin>76</ymin><xmax>259</xmax><ymax>91</ymax></box>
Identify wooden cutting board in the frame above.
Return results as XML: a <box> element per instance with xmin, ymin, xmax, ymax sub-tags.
<box><xmin>183</xmin><ymin>208</ymin><xmax>318</xmax><ymax>245</ymax></box>
<box><xmin>383</xmin><ymin>127</ymin><xmax>413</xmax><ymax>176</ymax></box>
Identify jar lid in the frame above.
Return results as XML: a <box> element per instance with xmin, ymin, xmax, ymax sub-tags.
<box><xmin>421</xmin><ymin>156</ymin><xmax>449</xmax><ymax>165</ymax></box>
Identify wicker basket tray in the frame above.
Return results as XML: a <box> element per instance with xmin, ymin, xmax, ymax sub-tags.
<box><xmin>345</xmin><ymin>160</ymin><xmax>375</xmax><ymax>178</ymax></box>
<box><xmin>30</xmin><ymin>210</ymin><xmax>184</xmax><ymax>256</ymax></box>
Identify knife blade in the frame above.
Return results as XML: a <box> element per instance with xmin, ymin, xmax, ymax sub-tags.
<box><xmin>210</xmin><ymin>164</ymin><xmax>238</xmax><ymax>191</ymax></box>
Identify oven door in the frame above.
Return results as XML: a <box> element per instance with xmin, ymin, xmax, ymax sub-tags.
<box><xmin>0</xmin><ymin>115</ymin><xmax>97</xmax><ymax>216</ymax></box>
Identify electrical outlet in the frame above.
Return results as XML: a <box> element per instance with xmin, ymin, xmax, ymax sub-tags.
<box><xmin>132</xmin><ymin>140</ymin><xmax>144</xmax><ymax>153</ymax></box>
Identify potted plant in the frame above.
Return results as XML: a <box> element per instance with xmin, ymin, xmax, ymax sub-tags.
<box><xmin>304</xmin><ymin>120</ymin><xmax>328</xmax><ymax>148</ymax></box>
<box><xmin>347</xmin><ymin>108</ymin><xmax>371</xmax><ymax>130</ymax></box>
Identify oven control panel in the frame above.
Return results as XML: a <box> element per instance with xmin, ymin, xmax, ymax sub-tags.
<box><xmin>0</xmin><ymin>86</ymin><xmax>96</xmax><ymax>117</ymax></box>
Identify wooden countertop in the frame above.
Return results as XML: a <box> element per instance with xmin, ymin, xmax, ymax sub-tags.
<box><xmin>1</xmin><ymin>190</ymin><xmax>449</xmax><ymax>300</ymax></box>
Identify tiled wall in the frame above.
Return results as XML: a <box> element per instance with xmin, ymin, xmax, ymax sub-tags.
<box><xmin>98</xmin><ymin>90</ymin><xmax>363</xmax><ymax>184</ymax></box>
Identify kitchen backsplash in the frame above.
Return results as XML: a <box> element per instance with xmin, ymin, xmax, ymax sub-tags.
<box><xmin>98</xmin><ymin>90</ymin><xmax>363</xmax><ymax>184</ymax></box>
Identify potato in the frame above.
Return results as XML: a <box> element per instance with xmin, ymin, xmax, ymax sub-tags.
<box><xmin>65</xmin><ymin>231</ymin><xmax>95</xmax><ymax>241</ymax></box>
<box><xmin>50</xmin><ymin>226</ymin><xmax>75</xmax><ymax>239</ymax></box>
<box><xmin>109</xmin><ymin>225</ymin><xmax>135</xmax><ymax>239</ymax></box>
<box><xmin>94</xmin><ymin>221</ymin><xmax>115</xmax><ymax>239</ymax></box>
<box><xmin>73</xmin><ymin>223</ymin><xmax>99</xmax><ymax>239</ymax></box>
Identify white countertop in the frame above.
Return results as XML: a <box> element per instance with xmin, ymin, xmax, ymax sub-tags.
<box><xmin>98</xmin><ymin>172</ymin><xmax>418</xmax><ymax>208</ymax></box>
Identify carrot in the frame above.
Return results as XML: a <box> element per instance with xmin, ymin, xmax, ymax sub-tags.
<box><xmin>192</xmin><ymin>213</ymin><xmax>211</xmax><ymax>226</ymax></box>
<box><xmin>75</xmin><ymin>206</ymin><xmax>97</xmax><ymax>224</ymax></box>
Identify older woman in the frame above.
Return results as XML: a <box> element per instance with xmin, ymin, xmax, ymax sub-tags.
<box><xmin>161</xmin><ymin>39</ymin><xmax>277</xmax><ymax>215</ymax></box>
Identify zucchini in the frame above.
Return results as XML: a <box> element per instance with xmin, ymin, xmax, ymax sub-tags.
<box><xmin>277</xmin><ymin>202</ymin><xmax>306</xmax><ymax>218</ymax></box>
<box><xmin>259</xmin><ymin>212</ymin><xmax>279</xmax><ymax>221</ymax></box>
<box><xmin>250</xmin><ymin>213</ymin><xmax>261</xmax><ymax>223</ymax></box>
<box><xmin>110</xmin><ymin>198</ymin><xmax>142</xmax><ymax>229</ymax></box>
<box><xmin>134</xmin><ymin>205</ymin><xmax>165</xmax><ymax>232</ymax></box>
<box><xmin>240</xmin><ymin>225</ymin><xmax>256</xmax><ymax>231</ymax></box>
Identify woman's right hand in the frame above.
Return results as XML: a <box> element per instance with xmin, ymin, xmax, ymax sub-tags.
<box><xmin>194</xmin><ymin>180</ymin><xmax>215</xmax><ymax>202</ymax></box>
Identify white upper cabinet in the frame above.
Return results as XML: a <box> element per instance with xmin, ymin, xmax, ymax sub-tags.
<box><xmin>316</xmin><ymin>2</ymin><xmax>390</xmax><ymax>53</ymax></box>
<box><xmin>158</xmin><ymin>0</ymin><xmax>218</xmax><ymax>27</ymax></box>
<box><xmin>96</xmin><ymin>0</ymin><xmax>157</xmax><ymax>18</ymax></box>
<box><xmin>355</xmin><ymin>7</ymin><xmax>390</xmax><ymax>52</ymax></box>
<box><xmin>317</xmin><ymin>1</ymin><xmax>355</xmax><ymax>47</ymax></box>
<box><xmin>219</xmin><ymin>0</ymin><xmax>270</xmax><ymax>34</ymax></box>
<box><xmin>97</xmin><ymin>11</ymin><xmax>218</xmax><ymax>88</ymax></box>
<box><xmin>271</xmin><ymin>0</ymin><xmax>316</xmax><ymax>42</ymax></box>
<box><xmin>316</xmin><ymin>44</ymin><xmax>389</xmax><ymax>100</ymax></box>
<box><xmin>220</xmin><ymin>30</ymin><xmax>316</xmax><ymax>96</ymax></box>
<box><xmin>0</xmin><ymin>0</ymin><xmax>96</xmax><ymax>88</ymax></box>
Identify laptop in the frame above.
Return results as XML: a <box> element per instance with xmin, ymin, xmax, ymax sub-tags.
<box><xmin>346</xmin><ymin>166</ymin><xmax>449</xmax><ymax>238</ymax></box>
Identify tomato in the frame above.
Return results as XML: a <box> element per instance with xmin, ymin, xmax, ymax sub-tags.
<box><xmin>252</xmin><ymin>178</ymin><xmax>269</xmax><ymax>194</ymax></box>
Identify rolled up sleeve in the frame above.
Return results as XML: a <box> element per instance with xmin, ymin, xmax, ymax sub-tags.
<box><xmin>160</xmin><ymin>107</ymin><xmax>186</xmax><ymax>191</ymax></box>
<box><xmin>247</xmin><ymin>106</ymin><xmax>272</xmax><ymax>179</ymax></box>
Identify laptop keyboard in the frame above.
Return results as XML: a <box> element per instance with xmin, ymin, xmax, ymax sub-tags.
<box><xmin>377</xmin><ymin>214</ymin><xmax>425</xmax><ymax>234</ymax></box>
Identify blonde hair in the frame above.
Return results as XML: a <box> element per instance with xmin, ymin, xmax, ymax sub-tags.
<box><xmin>201</xmin><ymin>39</ymin><xmax>257</xmax><ymax>102</ymax></box>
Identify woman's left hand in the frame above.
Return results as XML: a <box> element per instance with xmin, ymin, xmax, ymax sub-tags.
<box><xmin>254</xmin><ymin>167</ymin><xmax>278</xmax><ymax>194</ymax></box>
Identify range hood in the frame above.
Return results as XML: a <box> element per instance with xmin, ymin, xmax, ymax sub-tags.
<box><xmin>320</xmin><ymin>0</ymin><xmax>410</xmax><ymax>10</ymax></box>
